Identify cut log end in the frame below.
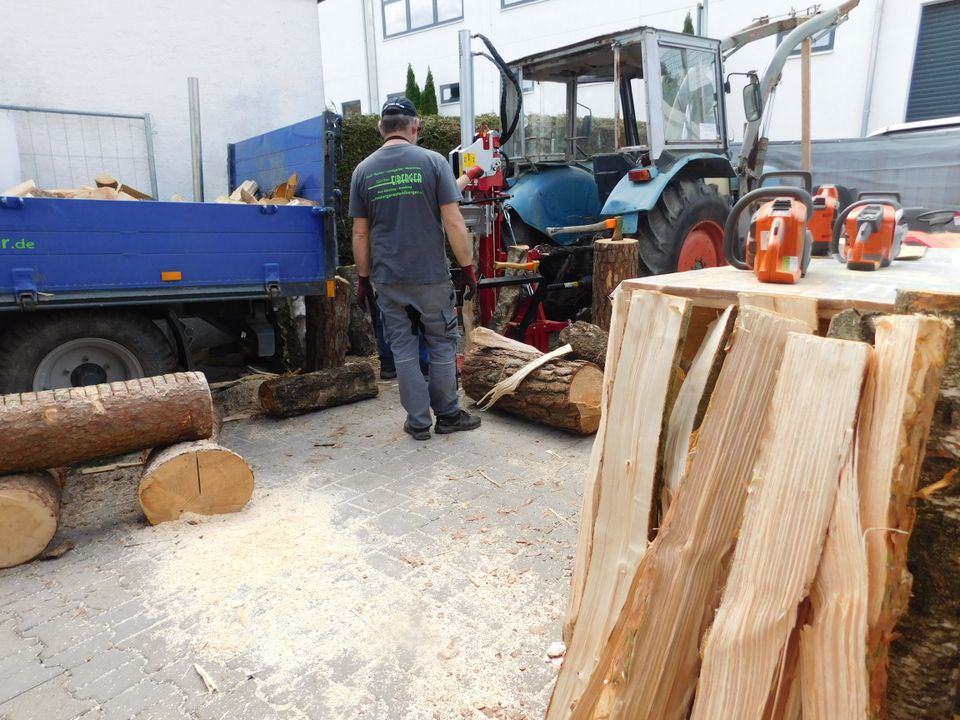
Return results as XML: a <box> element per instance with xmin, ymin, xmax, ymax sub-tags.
<box><xmin>568</xmin><ymin>365</ymin><xmax>604</xmax><ymax>434</ymax></box>
<box><xmin>0</xmin><ymin>473</ymin><xmax>62</xmax><ymax>568</ymax></box>
<box><xmin>139</xmin><ymin>442</ymin><xmax>254</xmax><ymax>525</ymax></box>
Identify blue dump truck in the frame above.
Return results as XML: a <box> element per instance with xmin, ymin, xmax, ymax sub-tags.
<box><xmin>0</xmin><ymin>112</ymin><xmax>341</xmax><ymax>393</ymax></box>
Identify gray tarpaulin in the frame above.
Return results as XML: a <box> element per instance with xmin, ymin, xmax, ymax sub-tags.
<box><xmin>731</xmin><ymin>127</ymin><xmax>960</xmax><ymax>208</ymax></box>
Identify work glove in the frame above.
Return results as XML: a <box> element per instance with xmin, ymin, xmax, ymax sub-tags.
<box><xmin>464</xmin><ymin>165</ymin><xmax>485</xmax><ymax>181</ymax></box>
<box><xmin>356</xmin><ymin>275</ymin><xmax>373</xmax><ymax>310</ymax></box>
<box><xmin>459</xmin><ymin>264</ymin><xmax>479</xmax><ymax>301</ymax></box>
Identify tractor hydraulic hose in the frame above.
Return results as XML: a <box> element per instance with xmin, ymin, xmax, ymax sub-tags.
<box><xmin>473</xmin><ymin>33</ymin><xmax>522</xmax><ymax>145</ymax></box>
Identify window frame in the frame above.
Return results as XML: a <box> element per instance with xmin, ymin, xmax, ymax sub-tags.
<box><xmin>341</xmin><ymin>100</ymin><xmax>362</xmax><ymax>117</ymax></box>
<box><xmin>776</xmin><ymin>27</ymin><xmax>836</xmax><ymax>57</ymax></box>
<box><xmin>501</xmin><ymin>0</ymin><xmax>541</xmax><ymax>7</ymax></box>
<box><xmin>382</xmin><ymin>0</ymin><xmax>463</xmax><ymax>39</ymax></box>
<box><xmin>439</xmin><ymin>82</ymin><xmax>460</xmax><ymax>105</ymax></box>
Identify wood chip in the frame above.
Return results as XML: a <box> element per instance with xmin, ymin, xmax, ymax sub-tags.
<box><xmin>916</xmin><ymin>467</ymin><xmax>958</xmax><ymax>499</ymax></box>
<box><xmin>40</xmin><ymin>541</ymin><xmax>76</xmax><ymax>560</ymax></box>
<box><xmin>193</xmin><ymin>663</ymin><xmax>218</xmax><ymax>693</ymax></box>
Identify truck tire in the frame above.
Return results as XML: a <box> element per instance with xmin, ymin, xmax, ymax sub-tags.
<box><xmin>636</xmin><ymin>178</ymin><xmax>730</xmax><ymax>275</ymax></box>
<box><xmin>0</xmin><ymin>310</ymin><xmax>177</xmax><ymax>394</ymax></box>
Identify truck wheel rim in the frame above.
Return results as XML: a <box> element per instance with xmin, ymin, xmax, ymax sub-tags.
<box><xmin>33</xmin><ymin>338</ymin><xmax>145</xmax><ymax>392</ymax></box>
<box><xmin>677</xmin><ymin>220</ymin><xmax>724</xmax><ymax>272</ymax></box>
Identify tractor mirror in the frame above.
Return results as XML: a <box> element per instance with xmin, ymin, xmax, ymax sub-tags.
<box><xmin>743</xmin><ymin>79</ymin><xmax>762</xmax><ymax>122</ymax></box>
<box><xmin>580</xmin><ymin>114</ymin><xmax>592</xmax><ymax>138</ymax></box>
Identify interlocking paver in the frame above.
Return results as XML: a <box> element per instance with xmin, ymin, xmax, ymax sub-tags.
<box><xmin>0</xmin><ymin>384</ymin><xmax>591</xmax><ymax>719</ymax></box>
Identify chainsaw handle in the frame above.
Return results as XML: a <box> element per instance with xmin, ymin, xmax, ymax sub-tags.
<box><xmin>831</xmin><ymin>198</ymin><xmax>902</xmax><ymax>261</ymax></box>
<box><xmin>758</xmin><ymin>170</ymin><xmax>813</xmax><ymax>194</ymax></box>
<box><xmin>723</xmin><ymin>187</ymin><xmax>814</xmax><ymax>271</ymax></box>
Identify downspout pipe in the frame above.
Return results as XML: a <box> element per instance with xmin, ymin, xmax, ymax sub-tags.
<box><xmin>860</xmin><ymin>0</ymin><xmax>885</xmax><ymax>137</ymax></box>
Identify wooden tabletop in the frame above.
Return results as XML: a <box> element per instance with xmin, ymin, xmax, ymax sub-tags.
<box><xmin>624</xmin><ymin>248</ymin><xmax>960</xmax><ymax>317</ymax></box>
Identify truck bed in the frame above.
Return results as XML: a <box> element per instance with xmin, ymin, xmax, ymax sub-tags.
<box><xmin>0</xmin><ymin>112</ymin><xmax>340</xmax><ymax>311</ymax></box>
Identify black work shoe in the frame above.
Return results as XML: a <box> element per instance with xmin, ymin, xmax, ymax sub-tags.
<box><xmin>403</xmin><ymin>421</ymin><xmax>431</xmax><ymax>441</ymax></box>
<box><xmin>380</xmin><ymin>368</ymin><xmax>397</xmax><ymax>380</ymax></box>
<box><xmin>434</xmin><ymin>410</ymin><xmax>481</xmax><ymax>435</ymax></box>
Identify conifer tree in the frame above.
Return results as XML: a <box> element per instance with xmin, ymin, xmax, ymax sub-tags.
<box><xmin>420</xmin><ymin>68</ymin><xmax>439</xmax><ymax>115</ymax></box>
<box><xmin>683</xmin><ymin>12</ymin><xmax>695</xmax><ymax>34</ymax></box>
<box><xmin>404</xmin><ymin>64</ymin><xmax>421</xmax><ymax>109</ymax></box>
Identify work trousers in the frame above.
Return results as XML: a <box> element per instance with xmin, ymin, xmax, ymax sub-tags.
<box><xmin>375</xmin><ymin>281</ymin><xmax>460</xmax><ymax>429</ymax></box>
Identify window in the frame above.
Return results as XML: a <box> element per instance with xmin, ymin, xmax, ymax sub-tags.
<box><xmin>502</xmin><ymin>0</ymin><xmax>540</xmax><ymax>6</ymax></box>
<box><xmin>906</xmin><ymin>0</ymin><xmax>960</xmax><ymax>121</ymax></box>
<box><xmin>521</xmin><ymin>78</ymin><xmax>535</xmax><ymax>93</ymax></box>
<box><xmin>775</xmin><ymin>27</ymin><xmax>835</xmax><ymax>57</ymax></box>
<box><xmin>382</xmin><ymin>0</ymin><xmax>463</xmax><ymax>38</ymax></box>
<box><xmin>341</xmin><ymin>100</ymin><xmax>362</xmax><ymax>117</ymax></box>
<box><xmin>440</xmin><ymin>83</ymin><xmax>460</xmax><ymax>105</ymax></box>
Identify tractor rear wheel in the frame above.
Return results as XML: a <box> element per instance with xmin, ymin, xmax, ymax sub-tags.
<box><xmin>636</xmin><ymin>178</ymin><xmax>730</xmax><ymax>275</ymax></box>
<box><xmin>0</xmin><ymin>310</ymin><xmax>177</xmax><ymax>394</ymax></box>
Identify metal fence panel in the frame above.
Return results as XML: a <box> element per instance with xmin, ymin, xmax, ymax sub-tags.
<box><xmin>0</xmin><ymin>105</ymin><xmax>158</xmax><ymax>197</ymax></box>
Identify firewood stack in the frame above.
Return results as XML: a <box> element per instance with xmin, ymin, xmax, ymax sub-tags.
<box><xmin>0</xmin><ymin>373</ymin><xmax>255</xmax><ymax>569</ymax></box>
<box><xmin>549</xmin><ymin>287</ymin><xmax>956</xmax><ymax>719</ymax></box>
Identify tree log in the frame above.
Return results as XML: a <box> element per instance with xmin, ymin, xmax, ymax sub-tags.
<box><xmin>462</xmin><ymin>340</ymin><xmax>603</xmax><ymax>435</ymax></box>
<box><xmin>272</xmin><ymin>297</ymin><xmax>307</xmax><ymax>372</ymax></box>
<box><xmin>592</xmin><ymin>238</ymin><xmax>639</xmax><ymax>331</ymax></box>
<box><xmin>0</xmin><ymin>472</ymin><xmax>62</xmax><ymax>568</ymax></box>
<box><xmin>0</xmin><ymin>373</ymin><xmax>214</xmax><ymax>475</ymax></box>
<box><xmin>258</xmin><ymin>361</ymin><xmax>378</xmax><ymax>418</ymax></box>
<box><xmin>138</xmin><ymin>440</ymin><xmax>254</xmax><ymax>525</ymax></box>
<box><xmin>338</xmin><ymin>265</ymin><xmax>378</xmax><ymax>357</ymax></box>
<box><xmin>491</xmin><ymin>245</ymin><xmax>529</xmax><ymax>333</ymax></box>
<box><xmin>305</xmin><ymin>276</ymin><xmax>351</xmax><ymax>370</ymax></box>
<box><xmin>558</xmin><ymin>321</ymin><xmax>609</xmax><ymax>370</ymax></box>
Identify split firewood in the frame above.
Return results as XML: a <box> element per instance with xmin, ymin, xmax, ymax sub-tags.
<box><xmin>461</xmin><ymin>329</ymin><xmax>603</xmax><ymax>435</ymax></box>
<box><xmin>660</xmin><ymin>304</ymin><xmax>735</xmax><ymax>513</ymax></box>
<box><xmin>563</xmin><ymin>287</ymin><xmax>633</xmax><ymax>644</ymax></box>
<box><xmin>0</xmin><ymin>471</ymin><xmax>63</xmax><ymax>569</ymax></box>
<box><xmin>95</xmin><ymin>173</ymin><xmax>152</xmax><ymax>200</ymax></box>
<box><xmin>558</xmin><ymin>321</ymin><xmax>608</xmax><ymax>370</ymax></box>
<box><xmin>490</xmin><ymin>245</ymin><xmax>530</xmax><ymax>334</ymax></box>
<box><xmin>854</xmin><ymin>314</ymin><xmax>952</xmax><ymax>717</ymax></box>
<box><xmin>564</xmin><ymin>306</ymin><xmax>812</xmax><ymax>720</ymax></box>
<box><xmin>0</xmin><ymin>372</ymin><xmax>215</xmax><ymax>475</ymax></box>
<box><xmin>229</xmin><ymin>179</ymin><xmax>259</xmax><ymax>203</ymax></box>
<box><xmin>690</xmin><ymin>334</ymin><xmax>870</xmax><ymax>720</ymax></box>
<box><xmin>258</xmin><ymin>362</ymin><xmax>378</xmax><ymax>418</ymax></box>
<box><xmin>546</xmin><ymin>290</ymin><xmax>691</xmax><ymax>719</ymax></box>
<box><xmin>271</xmin><ymin>173</ymin><xmax>299</xmax><ymax>200</ymax></box>
<box><xmin>737</xmin><ymin>291</ymin><xmax>818</xmax><ymax>332</ymax></box>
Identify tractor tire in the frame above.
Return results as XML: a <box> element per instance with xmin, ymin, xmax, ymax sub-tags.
<box><xmin>636</xmin><ymin>178</ymin><xmax>730</xmax><ymax>276</ymax></box>
<box><xmin>0</xmin><ymin>310</ymin><xmax>178</xmax><ymax>394</ymax></box>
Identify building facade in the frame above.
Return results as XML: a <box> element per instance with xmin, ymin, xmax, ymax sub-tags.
<box><xmin>318</xmin><ymin>0</ymin><xmax>960</xmax><ymax>142</ymax></box>
<box><xmin>0</xmin><ymin>0</ymin><xmax>327</xmax><ymax>200</ymax></box>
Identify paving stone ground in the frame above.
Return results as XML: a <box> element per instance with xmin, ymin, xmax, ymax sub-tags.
<box><xmin>0</xmin><ymin>380</ymin><xmax>591</xmax><ymax>720</ymax></box>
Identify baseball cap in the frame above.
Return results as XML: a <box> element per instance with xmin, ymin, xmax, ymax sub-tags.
<box><xmin>381</xmin><ymin>97</ymin><xmax>419</xmax><ymax>118</ymax></box>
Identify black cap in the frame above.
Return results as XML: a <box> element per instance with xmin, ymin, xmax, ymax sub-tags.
<box><xmin>381</xmin><ymin>97</ymin><xmax>419</xmax><ymax>118</ymax></box>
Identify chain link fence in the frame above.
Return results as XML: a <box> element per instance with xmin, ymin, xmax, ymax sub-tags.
<box><xmin>0</xmin><ymin>105</ymin><xmax>158</xmax><ymax>197</ymax></box>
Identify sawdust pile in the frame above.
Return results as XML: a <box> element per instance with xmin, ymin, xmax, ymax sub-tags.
<box><xmin>132</xmin><ymin>471</ymin><xmax>568</xmax><ymax>719</ymax></box>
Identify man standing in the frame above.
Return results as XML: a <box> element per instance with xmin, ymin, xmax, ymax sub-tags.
<box><xmin>350</xmin><ymin>98</ymin><xmax>481</xmax><ymax>441</ymax></box>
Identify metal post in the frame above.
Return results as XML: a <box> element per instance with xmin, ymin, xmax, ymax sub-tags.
<box><xmin>801</xmin><ymin>38</ymin><xmax>812</xmax><ymax>172</ymax></box>
<box><xmin>142</xmin><ymin>113</ymin><xmax>159</xmax><ymax>200</ymax></box>
<box><xmin>188</xmin><ymin>77</ymin><xmax>204</xmax><ymax>202</ymax></box>
<box><xmin>565</xmin><ymin>80</ymin><xmax>577</xmax><ymax>161</ymax></box>
<box><xmin>362</xmin><ymin>0</ymin><xmax>380</xmax><ymax>113</ymax></box>
<box><xmin>458</xmin><ymin>29</ymin><xmax>475</xmax><ymax>149</ymax></box>
<box><xmin>612</xmin><ymin>44</ymin><xmax>621</xmax><ymax>150</ymax></box>
<box><xmin>696</xmin><ymin>3</ymin><xmax>704</xmax><ymax>35</ymax></box>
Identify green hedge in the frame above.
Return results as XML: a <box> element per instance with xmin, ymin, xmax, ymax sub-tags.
<box><xmin>335</xmin><ymin>113</ymin><xmax>499</xmax><ymax>264</ymax></box>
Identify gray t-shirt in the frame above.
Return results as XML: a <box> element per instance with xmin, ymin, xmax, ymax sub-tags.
<box><xmin>349</xmin><ymin>143</ymin><xmax>461</xmax><ymax>285</ymax></box>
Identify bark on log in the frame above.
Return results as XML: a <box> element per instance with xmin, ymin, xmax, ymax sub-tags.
<box><xmin>138</xmin><ymin>440</ymin><xmax>254</xmax><ymax>525</ymax></box>
<box><xmin>305</xmin><ymin>276</ymin><xmax>351</xmax><ymax>370</ymax></box>
<box><xmin>887</xmin><ymin>456</ymin><xmax>960</xmax><ymax>720</ymax></box>
<box><xmin>0</xmin><ymin>472</ymin><xmax>62</xmax><ymax>568</ymax></box>
<box><xmin>558</xmin><ymin>321</ymin><xmax>609</xmax><ymax>370</ymax></box>
<box><xmin>592</xmin><ymin>238</ymin><xmax>639</xmax><ymax>331</ymax></box>
<box><xmin>258</xmin><ymin>362</ymin><xmax>378</xmax><ymax>418</ymax></box>
<box><xmin>462</xmin><ymin>343</ymin><xmax>602</xmax><ymax>435</ymax></box>
<box><xmin>273</xmin><ymin>297</ymin><xmax>307</xmax><ymax>372</ymax></box>
<box><xmin>338</xmin><ymin>265</ymin><xmax>378</xmax><ymax>357</ymax></box>
<box><xmin>0</xmin><ymin>373</ymin><xmax>215</xmax><ymax>475</ymax></box>
<box><xmin>491</xmin><ymin>245</ymin><xmax>529</xmax><ymax>333</ymax></box>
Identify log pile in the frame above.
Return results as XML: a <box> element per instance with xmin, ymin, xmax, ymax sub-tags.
<box><xmin>0</xmin><ymin>373</ymin><xmax>256</xmax><ymax>568</ymax></box>
<box><xmin>550</xmin><ymin>287</ymin><xmax>955</xmax><ymax>719</ymax></box>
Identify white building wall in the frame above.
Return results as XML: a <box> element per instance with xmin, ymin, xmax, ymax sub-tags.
<box><xmin>319</xmin><ymin>0</ymin><xmax>929</xmax><ymax>142</ymax></box>
<box><xmin>0</xmin><ymin>0</ymin><xmax>326</xmax><ymax>200</ymax></box>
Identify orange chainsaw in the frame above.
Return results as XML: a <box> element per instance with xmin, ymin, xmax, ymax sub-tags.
<box><xmin>759</xmin><ymin>171</ymin><xmax>838</xmax><ymax>256</ymax></box>
<box><xmin>831</xmin><ymin>192</ymin><xmax>906</xmax><ymax>271</ymax></box>
<box><xmin>723</xmin><ymin>186</ymin><xmax>814</xmax><ymax>284</ymax></box>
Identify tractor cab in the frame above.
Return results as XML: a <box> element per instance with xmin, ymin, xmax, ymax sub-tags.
<box><xmin>502</xmin><ymin>27</ymin><xmax>734</xmax><ymax>246</ymax></box>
